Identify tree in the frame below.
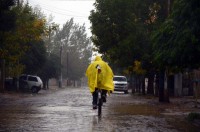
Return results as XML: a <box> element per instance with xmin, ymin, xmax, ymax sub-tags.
<box><xmin>0</xmin><ymin>0</ymin><xmax>16</xmax><ymax>32</ymax></box>
<box><xmin>152</xmin><ymin>0</ymin><xmax>200</xmax><ymax>102</ymax></box>
<box><xmin>0</xmin><ymin>1</ymin><xmax>47</xmax><ymax>90</ymax></box>
<box><xmin>0</xmin><ymin>0</ymin><xmax>16</xmax><ymax>59</ymax></box>
<box><xmin>38</xmin><ymin>53</ymin><xmax>60</xmax><ymax>89</ymax></box>
<box><xmin>66</xmin><ymin>23</ymin><xmax>92</xmax><ymax>81</ymax></box>
<box><xmin>89</xmin><ymin>0</ymin><xmax>169</xmax><ymax>74</ymax></box>
<box><xmin>21</xmin><ymin>40</ymin><xmax>46</xmax><ymax>74</ymax></box>
<box><xmin>51</xmin><ymin>18</ymin><xmax>92</xmax><ymax>86</ymax></box>
<box><xmin>5</xmin><ymin>2</ymin><xmax>46</xmax><ymax>77</ymax></box>
<box><xmin>0</xmin><ymin>0</ymin><xmax>16</xmax><ymax>91</ymax></box>
<box><xmin>89</xmin><ymin>0</ymin><xmax>168</xmax><ymax>96</ymax></box>
<box><xmin>89</xmin><ymin>0</ymin><xmax>139</xmax><ymax>67</ymax></box>
<box><xmin>153</xmin><ymin>0</ymin><xmax>200</xmax><ymax>70</ymax></box>
<box><xmin>20</xmin><ymin>5</ymin><xmax>64</xmax><ymax>89</ymax></box>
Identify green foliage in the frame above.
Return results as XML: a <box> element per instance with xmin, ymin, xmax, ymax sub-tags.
<box><xmin>0</xmin><ymin>0</ymin><xmax>16</xmax><ymax>59</ymax></box>
<box><xmin>51</xmin><ymin>18</ymin><xmax>92</xmax><ymax>81</ymax></box>
<box><xmin>152</xmin><ymin>0</ymin><xmax>200</xmax><ymax>71</ymax></box>
<box><xmin>0</xmin><ymin>0</ymin><xmax>16</xmax><ymax>32</ymax></box>
<box><xmin>0</xmin><ymin>1</ymin><xmax>47</xmax><ymax>77</ymax></box>
<box><xmin>89</xmin><ymin>0</ymin><xmax>165</xmax><ymax>74</ymax></box>
<box><xmin>21</xmin><ymin>40</ymin><xmax>46</xmax><ymax>74</ymax></box>
<box><xmin>133</xmin><ymin>60</ymin><xmax>146</xmax><ymax>75</ymax></box>
<box><xmin>38</xmin><ymin>53</ymin><xmax>60</xmax><ymax>82</ymax></box>
<box><xmin>89</xmin><ymin>0</ymin><xmax>137</xmax><ymax>55</ymax></box>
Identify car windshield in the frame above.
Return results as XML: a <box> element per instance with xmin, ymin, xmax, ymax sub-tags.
<box><xmin>113</xmin><ymin>77</ymin><xmax>127</xmax><ymax>81</ymax></box>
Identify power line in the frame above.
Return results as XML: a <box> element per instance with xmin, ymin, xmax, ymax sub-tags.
<box><xmin>27</xmin><ymin>0</ymin><xmax>92</xmax><ymax>29</ymax></box>
<box><xmin>29</xmin><ymin>0</ymin><xmax>92</xmax><ymax>16</ymax></box>
<box><xmin>52</xmin><ymin>0</ymin><xmax>95</xmax><ymax>1</ymax></box>
<box><xmin>41</xmin><ymin>7</ymin><xmax>88</xmax><ymax>18</ymax></box>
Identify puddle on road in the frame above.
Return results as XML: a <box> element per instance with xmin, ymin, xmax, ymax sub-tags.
<box><xmin>38</xmin><ymin>105</ymin><xmax>96</xmax><ymax>114</ymax></box>
<box><xmin>105</xmin><ymin>103</ymin><xmax>200</xmax><ymax>132</ymax></box>
<box><xmin>166</xmin><ymin>116</ymin><xmax>200</xmax><ymax>132</ymax></box>
<box><xmin>109</xmin><ymin>104</ymin><xmax>162</xmax><ymax>116</ymax></box>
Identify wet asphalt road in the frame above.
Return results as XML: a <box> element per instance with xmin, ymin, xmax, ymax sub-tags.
<box><xmin>0</xmin><ymin>87</ymin><xmax>199</xmax><ymax>132</ymax></box>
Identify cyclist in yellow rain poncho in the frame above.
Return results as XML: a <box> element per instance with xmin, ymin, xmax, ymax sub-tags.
<box><xmin>86</xmin><ymin>56</ymin><xmax>114</xmax><ymax>109</ymax></box>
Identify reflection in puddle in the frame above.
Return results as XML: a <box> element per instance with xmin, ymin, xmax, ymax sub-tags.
<box><xmin>92</xmin><ymin>115</ymin><xmax>101</xmax><ymax>125</ymax></box>
<box><xmin>109</xmin><ymin>104</ymin><xmax>162</xmax><ymax>116</ymax></box>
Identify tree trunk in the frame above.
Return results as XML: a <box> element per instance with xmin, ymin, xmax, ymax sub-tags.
<box><xmin>164</xmin><ymin>71</ymin><xmax>170</xmax><ymax>102</ymax></box>
<box><xmin>42</xmin><ymin>78</ymin><xmax>49</xmax><ymax>89</ymax></box>
<box><xmin>135</xmin><ymin>76</ymin><xmax>139</xmax><ymax>93</ymax></box>
<box><xmin>0</xmin><ymin>59</ymin><xmax>5</xmax><ymax>92</ymax></box>
<box><xmin>132</xmin><ymin>76</ymin><xmax>136</xmax><ymax>93</ymax></box>
<box><xmin>129</xmin><ymin>73</ymin><xmax>134</xmax><ymax>94</ymax></box>
<box><xmin>147</xmin><ymin>72</ymin><xmax>154</xmax><ymax>94</ymax></box>
<box><xmin>159</xmin><ymin>70</ymin><xmax>170</xmax><ymax>102</ymax></box>
<box><xmin>159</xmin><ymin>71</ymin><xmax>165</xmax><ymax>102</ymax></box>
<box><xmin>155</xmin><ymin>74</ymin><xmax>159</xmax><ymax>96</ymax></box>
<box><xmin>47</xmin><ymin>79</ymin><xmax>49</xmax><ymax>89</ymax></box>
<box><xmin>139</xmin><ymin>76</ymin><xmax>142</xmax><ymax>93</ymax></box>
<box><xmin>43</xmin><ymin>80</ymin><xmax>46</xmax><ymax>89</ymax></box>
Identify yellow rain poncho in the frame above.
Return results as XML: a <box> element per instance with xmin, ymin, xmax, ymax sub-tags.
<box><xmin>86</xmin><ymin>56</ymin><xmax>114</xmax><ymax>93</ymax></box>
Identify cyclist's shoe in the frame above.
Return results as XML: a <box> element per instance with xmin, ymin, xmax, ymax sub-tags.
<box><xmin>102</xmin><ymin>95</ymin><xmax>106</xmax><ymax>103</ymax></box>
<box><xmin>93</xmin><ymin>105</ymin><xmax>97</xmax><ymax>109</ymax></box>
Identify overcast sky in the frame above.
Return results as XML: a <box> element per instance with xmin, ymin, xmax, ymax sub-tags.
<box><xmin>27</xmin><ymin>0</ymin><xmax>95</xmax><ymax>36</ymax></box>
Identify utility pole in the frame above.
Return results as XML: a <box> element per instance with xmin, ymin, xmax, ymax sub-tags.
<box><xmin>59</xmin><ymin>45</ymin><xmax>62</xmax><ymax>88</ymax></box>
<box><xmin>167</xmin><ymin>0</ymin><xmax>171</xmax><ymax>16</ymax></box>
<box><xmin>17</xmin><ymin>0</ymin><xmax>20</xmax><ymax>6</ymax></box>
<box><xmin>66</xmin><ymin>51</ymin><xmax>68</xmax><ymax>86</ymax></box>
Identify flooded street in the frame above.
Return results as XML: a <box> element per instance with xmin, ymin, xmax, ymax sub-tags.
<box><xmin>0</xmin><ymin>87</ymin><xmax>199</xmax><ymax>132</ymax></box>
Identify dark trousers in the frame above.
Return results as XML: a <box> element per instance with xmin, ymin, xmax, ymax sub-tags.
<box><xmin>92</xmin><ymin>88</ymin><xmax>107</xmax><ymax>106</ymax></box>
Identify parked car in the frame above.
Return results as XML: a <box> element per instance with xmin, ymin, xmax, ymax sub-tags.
<box><xmin>19</xmin><ymin>74</ymin><xmax>43</xmax><ymax>93</ymax></box>
<box><xmin>113</xmin><ymin>75</ymin><xmax>128</xmax><ymax>94</ymax></box>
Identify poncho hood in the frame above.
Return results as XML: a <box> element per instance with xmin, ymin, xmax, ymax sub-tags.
<box><xmin>94</xmin><ymin>56</ymin><xmax>102</xmax><ymax>61</ymax></box>
<box><xmin>86</xmin><ymin>56</ymin><xmax>114</xmax><ymax>93</ymax></box>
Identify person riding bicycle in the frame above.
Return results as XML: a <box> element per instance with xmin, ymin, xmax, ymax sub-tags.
<box><xmin>86</xmin><ymin>56</ymin><xmax>114</xmax><ymax>109</ymax></box>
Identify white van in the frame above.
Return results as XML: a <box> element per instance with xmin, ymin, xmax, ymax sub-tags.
<box><xmin>19</xmin><ymin>75</ymin><xmax>43</xmax><ymax>93</ymax></box>
<box><xmin>113</xmin><ymin>75</ymin><xmax>128</xmax><ymax>94</ymax></box>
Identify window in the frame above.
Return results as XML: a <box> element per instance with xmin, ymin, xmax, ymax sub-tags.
<box><xmin>113</xmin><ymin>77</ymin><xmax>127</xmax><ymax>81</ymax></box>
<box><xmin>28</xmin><ymin>76</ymin><xmax>38</xmax><ymax>82</ymax></box>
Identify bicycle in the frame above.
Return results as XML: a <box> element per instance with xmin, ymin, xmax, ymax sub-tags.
<box><xmin>97</xmin><ymin>88</ymin><xmax>103</xmax><ymax>116</ymax></box>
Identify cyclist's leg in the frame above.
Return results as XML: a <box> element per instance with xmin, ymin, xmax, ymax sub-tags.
<box><xmin>101</xmin><ymin>89</ymin><xmax>107</xmax><ymax>102</ymax></box>
<box><xmin>92</xmin><ymin>88</ymin><xmax>98</xmax><ymax>109</ymax></box>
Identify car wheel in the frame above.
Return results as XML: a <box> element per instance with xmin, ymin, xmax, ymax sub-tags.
<box><xmin>31</xmin><ymin>87</ymin><xmax>38</xmax><ymax>93</ymax></box>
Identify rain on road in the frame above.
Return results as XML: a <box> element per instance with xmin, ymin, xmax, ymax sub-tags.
<box><xmin>0</xmin><ymin>87</ymin><xmax>199</xmax><ymax>132</ymax></box>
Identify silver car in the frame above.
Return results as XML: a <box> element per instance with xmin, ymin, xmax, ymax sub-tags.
<box><xmin>113</xmin><ymin>75</ymin><xmax>128</xmax><ymax>94</ymax></box>
<box><xmin>19</xmin><ymin>75</ymin><xmax>43</xmax><ymax>93</ymax></box>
